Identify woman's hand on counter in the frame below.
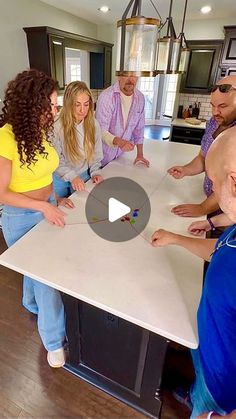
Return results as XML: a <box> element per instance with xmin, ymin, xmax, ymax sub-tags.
<box><xmin>40</xmin><ymin>202</ymin><xmax>67</xmax><ymax>227</ymax></box>
<box><xmin>57</xmin><ymin>197</ymin><xmax>75</xmax><ymax>209</ymax></box>
<box><xmin>92</xmin><ymin>175</ymin><xmax>103</xmax><ymax>185</ymax></box>
<box><xmin>71</xmin><ymin>176</ymin><xmax>85</xmax><ymax>192</ymax></box>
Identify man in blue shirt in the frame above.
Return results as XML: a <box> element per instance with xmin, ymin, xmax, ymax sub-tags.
<box><xmin>151</xmin><ymin>125</ymin><xmax>236</xmax><ymax>418</ymax></box>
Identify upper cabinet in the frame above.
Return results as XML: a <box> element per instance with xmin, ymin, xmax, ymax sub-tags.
<box><xmin>23</xmin><ymin>26</ymin><xmax>113</xmax><ymax>91</ymax></box>
<box><xmin>220</xmin><ymin>26</ymin><xmax>236</xmax><ymax>77</ymax></box>
<box><xmin>180</xmin><ymin>40</ymin><xmax>223</xmax><ymax>94</ymax></box>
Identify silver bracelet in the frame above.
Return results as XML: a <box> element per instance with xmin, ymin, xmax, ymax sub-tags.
<box><xmin>207</xmin><ymin>411</ymin><xmax>216</xmax><ymax>419</ymax></box>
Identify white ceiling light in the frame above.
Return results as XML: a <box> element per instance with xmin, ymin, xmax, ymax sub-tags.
<box><xmin>98</xmin><ymin>6</ymin><xmax>110</xmax><ymax>13</ymax></box>
<box><xmin>201</xmin><ymin>5</ymin><xmax>212</xmax><ymax>14</ymax></box>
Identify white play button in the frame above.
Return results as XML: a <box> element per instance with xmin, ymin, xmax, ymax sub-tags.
<box><xmin>108</xmin><ymin>197</ymin><xmax>131</xmax><ymax>223</ymax></box>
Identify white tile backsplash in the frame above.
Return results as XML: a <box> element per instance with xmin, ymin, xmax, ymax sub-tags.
<box><xmin>178</xmin><ymin>93</ymin><xmax>211</xmax><ymax>120</ymax></box>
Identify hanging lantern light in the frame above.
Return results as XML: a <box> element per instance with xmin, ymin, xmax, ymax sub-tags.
<box><xmin>177</xmin><ymin>0</ymin><xmax>190</xmax><ymax>73</ymax></box>
<box><xmin>156</xmin><ymin>0</ymin><xmax>181</xmax><ymax>74</ymax></box>
<box><xmin>116</xmin><ymin>0</ymin><xmax>161</xmax><ymax>77</ymax></box>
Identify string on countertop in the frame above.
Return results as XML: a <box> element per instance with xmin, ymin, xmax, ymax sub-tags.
<box><xmin>65</xmin><ymin>172</ymin><xmax>169</xmax><ymax>244</ymax></box>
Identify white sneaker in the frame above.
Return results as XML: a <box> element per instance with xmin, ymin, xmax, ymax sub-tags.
<box><xmin>47</xmin><ymin>347</ymin><xmax>66</xmax><ymax>368</ymax></box>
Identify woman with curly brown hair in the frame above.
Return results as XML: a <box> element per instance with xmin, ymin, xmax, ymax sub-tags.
<box><xmin>52</xmin><ymin>81</ymin><xmax>103</xmax><ymax>197</ymax></box>
<box><xmin>0</xmin><ymin>68</ymin><xmax>70</xmax><ymax>368</ymax></box>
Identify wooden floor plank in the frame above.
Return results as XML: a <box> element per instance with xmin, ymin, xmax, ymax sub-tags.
<box><xmin>0</xmin><ymin>393</ymin><xmax>22</xmax><ymax>418</ymax></box>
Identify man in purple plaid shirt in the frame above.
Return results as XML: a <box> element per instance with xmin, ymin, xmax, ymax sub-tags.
<box><xmin>96</xmin><ymin>76</ymin><xmax>149</xmax><ymax>168</ymax></box>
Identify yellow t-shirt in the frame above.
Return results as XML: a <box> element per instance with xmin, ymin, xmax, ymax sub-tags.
<box><xmin>0</xmin><ymin>123</ymin><xmax>59</xmax><ymax>192</ymax></box>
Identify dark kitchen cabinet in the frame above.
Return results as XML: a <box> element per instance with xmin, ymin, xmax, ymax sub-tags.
<box><xmin>104</xmin><ymin>46</ymin><xmax>112</xmax><ymax>88</ymax></box>
<box><xmin>221</xmin><ymin>26</ymin><xmax>236</xmax><ymax>65</ymax></box>
<box><xmin>23</xmin><ymin>26</ymin><xmax>113</xmax><ymax>91</ymax></box>
<box><xmin>49</xmin><ymin>36</ymin><xmax>65</xmax><ymax>90</ymax></box>
<box><xmin>220</xmin><ymin>26</ymin><xmax>236</xmax><ymax>77</ymax></box>
<box><xmin>180</xmin><ymin>40</ymin><xmax>223</xmax><ymax>94</ymax></box>
<box><xmin>62</xmin><ymin>294</ymin><xmax>168</xmax><ymax>419</ymax></box>
<box><xmin>170</xmin><ymin>125</ymin><xmax>205</xmax><ymax>146</ymax></box>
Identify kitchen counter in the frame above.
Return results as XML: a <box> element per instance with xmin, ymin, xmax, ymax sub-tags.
<box><xmin>0</xmin><ymin>141</ymin><xmax>205</xmax><ymax>418</ymax></box>
<box><xmin>172</xmin><ymin>117</ymin><xmax>207</xmax><ymax>129</ymax></box>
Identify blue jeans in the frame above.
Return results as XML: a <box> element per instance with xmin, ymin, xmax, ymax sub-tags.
<box><xmin>53</xmin><ymin>170</ymin><xmax>90</xmax><ymax>198</ymax></box>
<box><xmin>2</xmin><ymin>199</ymin><xmax>65</xmax><ymax>352</ymax></box>
<box><xmin>190</xmin><ymin>349</ymin><xmax>227</xmax><ymax>418</ymax></box>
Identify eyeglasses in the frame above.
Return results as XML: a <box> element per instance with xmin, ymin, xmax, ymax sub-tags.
<box><xmin>211</xmin><ymin>84</ymin><xmax>236</xmax><ymax>93</ymax></box>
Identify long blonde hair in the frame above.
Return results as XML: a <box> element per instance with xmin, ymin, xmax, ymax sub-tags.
<box><xmin>59</xmin><ymin>81</ymin><xmax>95</xmax><ymax>164</ymax></box>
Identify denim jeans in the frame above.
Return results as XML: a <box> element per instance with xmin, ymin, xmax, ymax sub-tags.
<box><xmin>53</xmin><ymin>170</ymin><xmax>90</xmax><ymax>198</ymax></box>
<box><xmin>190</xmin><ymin>349</ymin><xmax>227</xmax><ymax>418</ymax></box>
<box><xmin>2</xmin><ymin>198</ymin><xmax>65</xmax><ymax>352</ymax></box>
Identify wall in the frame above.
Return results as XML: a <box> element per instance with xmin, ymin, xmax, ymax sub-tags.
<box><xmin>97</xmin><ymin>24</ymin><xmax>116</xmax><ymax>84</ymax></box>
<box><xmin>0</xmin><ymin>0</ymin><xmax>97</xmax><ymax>105</ymax></box>
<box><xmin>183</xmin><ymin>18</ymin><xmax>236</xmax><ymax>40</ymax></box>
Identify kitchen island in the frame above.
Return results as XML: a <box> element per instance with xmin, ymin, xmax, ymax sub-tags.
<box><xmin>0</xmin><ymin>141</ymin><xmax>205</xmax><ymax>418</ymax></box>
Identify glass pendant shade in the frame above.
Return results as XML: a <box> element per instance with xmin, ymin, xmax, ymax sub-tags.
<box><xmin>156</xmin><ymin>37</ymin><xmax>181</xmax><ymax>73</ymax></box>
<box><xmin>178</xmin><ymin>47</ymin><xmax>190</xmax><ymax>73</ymax></box>
<box><xmin>116</xmin><ymin>17</ymin><xmax>160</xmax><ymax>76</ymax></box>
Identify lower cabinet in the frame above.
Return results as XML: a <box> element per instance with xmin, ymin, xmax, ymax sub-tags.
<box><xmin>62</xmin><ymin>294</ymin><xmax>169</xmax><ymax>419</ymax></box>
<box><xmin>170</xmin><ymin>125</ymin><xmax>205</xmax><ymax>146</ymax></box>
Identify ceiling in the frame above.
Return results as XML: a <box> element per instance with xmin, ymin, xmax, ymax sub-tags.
<box><xmin>41</xmin><ymin>0</ymin><xmax>236</xmax><ymax>25</ymax></box>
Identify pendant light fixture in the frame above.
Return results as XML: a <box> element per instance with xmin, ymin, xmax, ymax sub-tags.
<box><xmin>177</xmin><ymin>0</ymin><xmax>190</xmax><ymax>73</ymax></box>
<box><xmin>116</xmin><ymin>0</ymin><xmax>161</xmax><ymax>77</ymax></box>
<box><xmin>116</xmin><ymin>0</ymin><xmax>190</xmax><ymax>77</ymax></box>
<box><xmin>156</xmin><ymin>0</ymin><xmax>181</xmax><ymax>74</ymax></box>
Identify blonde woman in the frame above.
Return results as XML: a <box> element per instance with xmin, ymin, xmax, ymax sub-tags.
<box><xmin>53</xmin><ymin>81</ymin><xmax>103</xmax><ymax>197</ymax></box>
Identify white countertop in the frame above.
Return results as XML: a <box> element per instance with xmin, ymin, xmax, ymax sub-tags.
<box><xmin>172</xmin><ymin>118</ymin><xmax>206</xmax><ymax>129</ymax></box>
<box><xmin>0</xmin><ymin>141</ymin><xmax>205</xmax><ymax>349</ymax></box>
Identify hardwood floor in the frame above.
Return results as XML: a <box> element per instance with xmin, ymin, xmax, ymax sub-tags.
<box><xmin>0</xmin><ymin>231</ymin><xmax>191</xmax><ymax>419</ymax></box>
<box><xmin>144</xmin><ymin>126</ymin><xmax>171</xmax><ymax>141</ymax></box>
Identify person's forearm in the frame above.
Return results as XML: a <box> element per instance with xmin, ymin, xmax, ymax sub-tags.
<box><xmin>201</xmin><ymin>193</ymin><xmax>219</xmax><ymax>215</ymax></box>
<box><xmin>0</xmin><ymin>190</ymin><xmax>48</xmax><ymax>212</ymax></box>
<box><xmin>101</xmin><ymin>131</ymin><xmax>116</xmax><ymax>147</ymax></box>
<box><xmin>173</xmin><ymin>234</ymin><xmax>217</xmax><ymax>261</ymax></box>
<box><xmin>210</xmin><ymin>212</ymin><xmax>233</xmax><ymax>228</ymax></box>
<box><xmin>183</xmin><ymin>153</ymin><xmax>205</xmax><ymax>176</ymax></box>
<box><xmin>136</xmin><ymin>143</ymin><xmax>143</xmax><ymax>157</ymax></box>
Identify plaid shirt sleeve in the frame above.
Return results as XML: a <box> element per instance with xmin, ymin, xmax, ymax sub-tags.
<box><xmin>131</xmin><ymin>93</ymin><xmax>145</xmax><ymax>145</ymax></box>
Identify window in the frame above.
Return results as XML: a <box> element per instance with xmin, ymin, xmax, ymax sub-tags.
<box><xmin>65</xmin><ymin>48</ymin><xmax>81</xmax><ymax>84</ymax></box>
<box><xmin>65</xmin><ymin>48</ymin><xmax>90</xmax><ymax>86</ymax></box>
<box><xmin>138</xmin><ymin>77</ymin><xmax>159</xmax><ymax>119</ymax></box>
<box><xmin>139</xmin><ymin>74</ymin><xmax>178</xmax><ymax>125</ymax></box>
<box><xmin>70</xmin><ymin>64</ymin><xmax>81</xmax><ymax>82</ymax></box>
<box><xmin>163</xmin><ymin>74</ymin><xmax>178</xmax><ymax>117</ymax></box>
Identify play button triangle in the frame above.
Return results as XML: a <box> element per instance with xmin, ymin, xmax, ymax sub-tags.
<box><xmin>108</xmin><ymin>197</ymin><xmax>131</xmax><ymax>223</ymax></box>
